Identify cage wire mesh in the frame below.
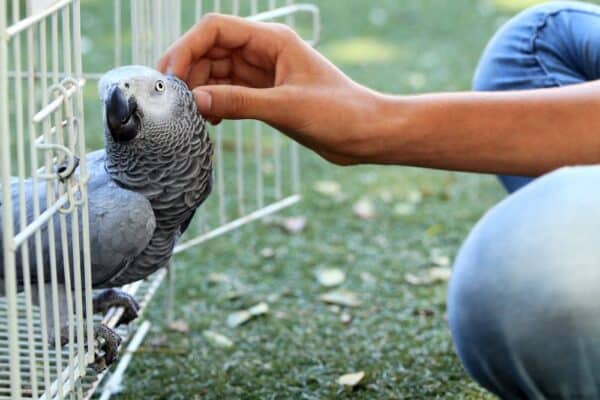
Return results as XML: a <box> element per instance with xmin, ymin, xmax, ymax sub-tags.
<box><xmin>1</xmin><ymin>0</ymin><xmax>319</xmax><ymax>399</ymax></box>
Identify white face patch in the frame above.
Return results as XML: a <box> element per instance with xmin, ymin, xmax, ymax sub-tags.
<box><xmin>99</xmin><ymin>65</ymin><xmax>179</xmax><ymax>127</ymax></box>
<box><xmin>98</xmin><ymin>65</ymin><xmax>163</xmax><ymax>102</ymax></box>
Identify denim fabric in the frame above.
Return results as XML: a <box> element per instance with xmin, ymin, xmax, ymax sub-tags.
<box><xmin>449</xmin><ymin>2</ymin><xmax>600</xmax><ymax>399</ymax></box>
<box><xmin>472</xmin><ymin>1</ymin><xmax>600</xmax><ymax>193</ymax></box>
<box><xmin>449</xmin><ymin>166</ymin><xmax>600</xmax><ymax>399</ymax></box>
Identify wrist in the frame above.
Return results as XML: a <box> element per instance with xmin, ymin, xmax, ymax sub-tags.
<box><xmin>347</xmin><ymin>90</ymin><xmax>412</xmax><ymax>165</ymax></box>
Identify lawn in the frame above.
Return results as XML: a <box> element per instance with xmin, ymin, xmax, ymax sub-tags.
<box><xmin>72</xmin><ymin>0</ymin><xmax>595</xmax><ymax>398</ymax></box>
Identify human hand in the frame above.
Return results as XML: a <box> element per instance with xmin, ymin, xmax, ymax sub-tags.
<box><xmin>158</xmin><ymin>13</ymin><xmax>381</xmax><ymax>165</ymax></box>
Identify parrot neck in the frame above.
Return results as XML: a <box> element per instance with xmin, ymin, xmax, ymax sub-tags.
<box><xmin>104</xmin><ymin>113</ymin><xmax>212</xmax><ymax>231</ymax></box>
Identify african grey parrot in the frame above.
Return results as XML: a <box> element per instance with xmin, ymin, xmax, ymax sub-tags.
<box><xmin>0</xmin><ymin>65</ymin><xmax>212</xmax><ymax>368</ymax></box>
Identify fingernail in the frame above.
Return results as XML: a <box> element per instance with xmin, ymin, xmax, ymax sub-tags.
<box><xmin>194</xmin><ymin>89</ymin><xmax>212</xmax><ymax>111</ymax></box>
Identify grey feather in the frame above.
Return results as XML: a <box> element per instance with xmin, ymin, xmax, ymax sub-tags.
<box><xmin>0</xmin><ymin>150</ymin><xmax>156</xmax><ymax>294</ymax></box>
<box><xmin>0</xmin><ymin>66</ymin><xmax>211</xmax><ymax>368</ymax></box>
<box><xmin>0</xmin><ymin>64</ymin><xmax>212</xmax><ymax>295</ymax></box>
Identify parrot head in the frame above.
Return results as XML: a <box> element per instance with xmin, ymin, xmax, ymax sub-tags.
<box><xmin>99</xmin><ymin>65</ymin><xmax>203</xmax><ymax>146</ymax></box>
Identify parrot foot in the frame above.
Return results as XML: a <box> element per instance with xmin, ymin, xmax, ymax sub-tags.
<box><xmin>48</xmin><ymin>323</ymin><xmax>122</xmax><ymax>371</ymax></box>
<box><xmin>93</xmin><ymin>288</ymin><xmax>140</xmax><ymax>326</ymax></box>
<box><xmin>56</xmin><ymin>156</ymin><xmax>80</xmax><ymax>182</ymax></box>
<box><xmin>91</xmin><ymin>323</ymin><xmax>122</xmax><ymax>371</ymax></box>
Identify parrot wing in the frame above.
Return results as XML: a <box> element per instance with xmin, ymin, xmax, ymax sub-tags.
<box><xmin>0</xmin><ymin>150</ymin><xmax>156</xmax><ymax>293</ymax></box>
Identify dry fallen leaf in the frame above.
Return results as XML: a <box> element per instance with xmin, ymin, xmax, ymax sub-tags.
<box><xmin>314</xmin><ymin>180</ymin><xmax>342</xmax><ymax>197</ymax></box>
<box><xmin>283</xmin><ymin>216</ymin><xmax>307</xmax><ymax>234</ymax></box>
<box><xmin>353</xmin><ymin>198</ymin><xmax>376</xmax><ymax>220</ymax></box>
<box><xmin>428</xmin><ymin>266</ymin><xmax>452</xmax><ymax>281</ymax></box>
<box><xmin>223</xmin><ymin>290</ymin><xmax>244</xmax><ymax>301</ymax></box>
<box><xmin>338</xmin><ymin>371</ymin><xmax>365</xmax><ymax>387</ymax></box>
<box><xmin>260</xmin><ymin>247</ymin><xmax>276</xmax><ymax>259</ymax></box>
<box><xmin>328</xmin><ymin>305</ymin><xmax>341</xmax><ymax>313</ymax></box>
<box><xmin>274</xmin><ymin>311</ymin><xmax>289</xmax><ymax>320</ymax></box>
<box><xmin>227</xmin><ymin>302</ymin><xmax>269</xmax><ymax>327</ymax></box>
<box><xmin>360</xmin><ymin>271</ymin><xmax>376</xmax><ymax>284</ymax></box>
<box><xmin>203</xmin><ymin>330</ymin><xmax>234</xmax><ymax>348</ymax></box>
<box><xmin>431</xmin><ymin>254</ymin><xmax>451</xmax><ymax>268</ymax></box>
<box><xmin>315</xmin><ymin>268</ymin><xmax>346</xmax><ymax>287</ymax></box>
<box><xmin>393</xmin><ymin>202</ymin><xmax>415</xmax><ymax>216</ymax></box>
<box><xmin>207</xmin><ymin>273</ymin><xmax>230</xmax><ymax>284</ymax></box>
<box><xmin>406</xmin><ymin>190</ymin><xmax>423</xmax><ymax>204</ymax></box>
<box><xmin>227</xmin><ymin>310</ymin><xmax>252</xmax><ymax>328</ymax></box>
<box><xmin>412</xmin><ymin>308</ymin><xmax>435</xmax><ymax>317</ymax></box>
<box><xmin>340</xmin><ymin>312</ymin><xmax>352</xmax><ymax>325</ymax></box>
<box><xmin>320</xmin><ymin>290</ymin><xmax>361</xmax><ymax>307</ymax></box>
<box><xmin>148</xmin><ymin>335</ymin><xmax>168</xmax><ymax>348</ymax></box>
<box><xmin>425</xmin><ymin>224</ymin><xmax>443</xmax><ymax>237</ymax></box>
<box><xmin>167</xmin><ymin>319</ymin><xmax>189</xmax><ymax>334</ymax></box>
<box><xmin>378</xmin><ymin>189</ymin><xmax>394</xmax><ymax>203</ymax></box>
<box><xmin>248</xmin><ymin>302</ymin><xmax>269</xmax><ymax>316</ymax></box>
<box><xmin>405</xmin><ymin>267</ymin><xmax>452</xmax><ymax>286</ymax></box>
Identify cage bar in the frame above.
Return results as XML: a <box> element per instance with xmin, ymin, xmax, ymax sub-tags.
<box><xmin>1</xmin><ymin>1</ymin><xmax>319</xmax><ymax>398</ymax></box>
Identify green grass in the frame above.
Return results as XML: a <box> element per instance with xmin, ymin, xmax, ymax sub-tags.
<box><xmin>69</xmin><ymin>0</ymin><xmax>599</xmax><ymax>398</ymax></box>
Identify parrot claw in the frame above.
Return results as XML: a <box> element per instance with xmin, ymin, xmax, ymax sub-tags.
<box><xmin>91</xmin><ymin>323</ymin><xmax>122</xmax><ymax>371</ymax></box>
<box><xmin>93</xmin><ymin>288</ymin><xmax>141</xmax><ymax>326</ymax></box>
<box><xmin>56</xmin><ymin>156</ymin><xmax>80</xmax><ymax>182</ymax></box>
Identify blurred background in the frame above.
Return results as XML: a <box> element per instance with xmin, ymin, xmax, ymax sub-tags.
<box><xmin>71</xmin><ymin>0</ymin><xmax>596</xmax><ymax>398</ymax></box>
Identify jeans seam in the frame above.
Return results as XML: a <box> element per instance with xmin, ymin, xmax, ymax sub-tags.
<box><xmin>529</xmin><ymin>8</ymin><xmax>600</xmax><ymax>87</ymax></box>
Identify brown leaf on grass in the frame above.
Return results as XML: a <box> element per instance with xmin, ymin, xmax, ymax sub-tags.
<box><xmin>360</xmin><ymin>271</ymin><xmax>376</xmax><ymax>284</ymax></box>
<box><xmin>405</xmin><ymin>267</ymin><xmax>452</xmax><ymax>286</ymax></box>
<box><xmin>283</xmin><ymin>216</ymin><xmax>307</xmax><ymax>234</ymax></box>
<box><xmin>274</xmin><ymin>311</ymin><xmax>289</xmax><ymax>320</ymax></box>
<box><xmin>353</xmin><ymin>198</ymin><xmax>376</xmax><ymax>220</ymax></box>
<box><xmin>314</xmin><ymin>180</ymin><xmax>343</xmax><ymax>197</ymax></box>
<box><xmin>227</xmin><ymin>302</ymin><xmax>269</xmax><ymax>328</ymax></box>
<box><xmin>425</xmin><ymin>224</ymin><xmax>443</xmax><ymax>237</ymax></box>
<box><xmin>406</xmin><ymin>190</ymin><xmax>423</xmax><ymax>204</ymax></box>
<box><xmin>430</xmin><ymin>254</ymin><xmax>451</xmax><ymax>268</ymax></box>
<box><xmin>393</xmin><ymin>202</ymin><xmax>416</xmax><ymax>216</ymax></box>
<box><xmin>203</xmin><ymin>330</ymin><xmax>234</xmax><ymax>348</ymax></box>
<box><xmin>260</xmin><ymin>247</ymin><xmax>276</xmax><ymax>259</ymax></box>
<box><xmin>248</xmin><ymin>302</ymin><xmax>269</xmax><ymax>316</ymax></box>
<box><xmin>320</xmin><ymin>290</ymin><xmax>361</xmax><ymax>307</ymax></box>
<box><xmin>223</xmin><ymin>290</ymin><xmax>244</xmax><ymax>301</ymax></box>
<box><xmin>378</xmin><ymin>189</ymin><xmax>394</xmax><ymax>203</ymax></box>
<box><xmin>338</xmin><ymin>371</ymin><xmax>365</xmax><ymax>387</ymax></box>
<box><xmin>207</xmin><ymin>273</ymin><xmax>230</xmax><ymax>284</ymax></box>
<box><xmin>340</xmin><ymin>312</ymin><xmax>353</xmax><ymax>325</ymax></box>
<box><xmin>412</xmin><ymin>308</ymin><xmax>435</xmax><ymax>317</ymax></box>
<box><xmin>227</xmin><ymin>310</ymin><xmax>252</xmax><ymax>328</ymax></box>
<box><xmin>167</xmin><ymin>319</ymin><xmax>189</xmax><ymax>334</ymax></box>
<box><xmin>315</xmin><ymin>268</ymin><xmax>346</xmax><ymax>287</ymax></box>
<box><xmin>148</xmin><ymin>335</ymin><xmax>168</xmax><ymax>348</ymax></box>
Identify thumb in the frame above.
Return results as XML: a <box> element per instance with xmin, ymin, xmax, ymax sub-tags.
<box><xmin>193</xmin><ymin>85</ymin><xmax>276</xmax><ymax>121</ymax></box>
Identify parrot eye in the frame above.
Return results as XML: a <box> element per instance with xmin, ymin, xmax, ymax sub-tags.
<box><xmin>154</xmin><ymin>80</ymin><xmax>165</xmax><ymax>92</ymax></box>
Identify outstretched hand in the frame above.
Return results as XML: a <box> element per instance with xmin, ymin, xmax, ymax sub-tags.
<box><xmin>158</xmin><ymin>13</ymin><xmax>379</xmax><ymax>165</ymax></box>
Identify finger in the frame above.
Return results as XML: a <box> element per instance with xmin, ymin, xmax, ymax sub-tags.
<box><xmin>210</xmin><ymin>58</ymin><xmax>232</xmax><ymax>79</ymax></box>
<box><xmin>186</xmin><ymin>58</ymin><xmax>211</xmax><ymax>88</ymax></box>
<box><xmin>231</xmin><ymin>53</ymin><xmax>273</xmax><ymax>88</ymax></box>
<box><xmin>207</xmin><ymin>116</ymin><xmax>222</xmax><ymax>125</ymax></box>
<box><xmin>193</xmin><ymin>85</ymin><xmax>279</xmax><ymax>121</ymax></box>
<box><xmin>206</xmin><ymin>47</ymin><xmax>231</xmax><ymax>59</ymax></box>
<box><xmin>158</xmin><ymin>14</ymin><xmax>285</xmax><ymax>78</ymax></box>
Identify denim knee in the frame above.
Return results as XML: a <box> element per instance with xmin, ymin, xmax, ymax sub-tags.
<box><xmin>472</xmin><ymin>1</ymin><xmax>600</xmax><ymax>193</ymax></box>
<box><xmin>474</xmin><ymin>1</ymin><xmax>600</xmax><ymax>91</ymax></box>
<box><xmin>448</xmin><ymin>166</ymin><xmax>600</xmax><ymax>398</ymax></box>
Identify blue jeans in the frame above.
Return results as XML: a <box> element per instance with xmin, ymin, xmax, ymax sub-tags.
<box><xmin>448</xmin><ymin>2</ymin><xmax>600</xmax><ymax>398</ymax></box>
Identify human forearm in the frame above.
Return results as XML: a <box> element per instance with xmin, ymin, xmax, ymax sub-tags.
<box><xmin>160</xmin><ymin>15</ymin><xmax>600</xmax><ymax>175</ymax></box>
<box><xmin>361</xmin><ymin>82</ymin><xmax>600</xmax><ymax>175</ymax></box>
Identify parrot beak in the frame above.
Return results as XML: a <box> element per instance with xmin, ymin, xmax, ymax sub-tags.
<box><xmin>105</xmin><ymin>85</ymin><xmax>140</xmax><ymax>143</ymax></box>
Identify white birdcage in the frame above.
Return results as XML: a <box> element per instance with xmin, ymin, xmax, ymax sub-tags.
<box><xmin>0</xmin><ymin>0</ymin><xmax>320</xmax><ymax>399</ymax></box>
